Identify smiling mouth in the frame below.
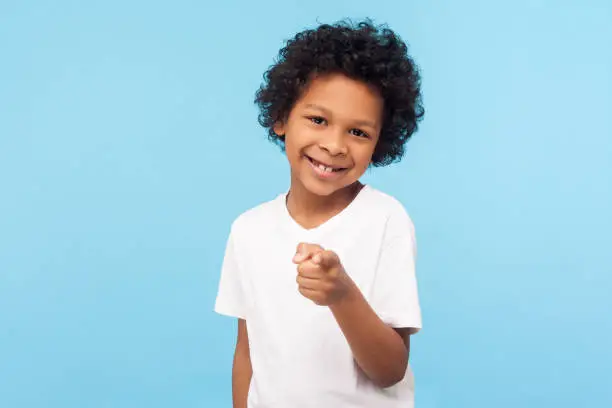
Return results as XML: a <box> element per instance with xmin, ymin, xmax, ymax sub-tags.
<box><xmin>304</xmin><ymin>155</ymin><xmax>347</xmax><ymax>173</ymax></box>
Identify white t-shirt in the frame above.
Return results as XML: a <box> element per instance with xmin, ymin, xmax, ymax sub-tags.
<box><xmin>214</xmin><ymin>185</ymin><xmax>422</xmax><ymax>408</ymax></box>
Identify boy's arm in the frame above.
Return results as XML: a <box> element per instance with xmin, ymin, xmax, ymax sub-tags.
<box><xmin>329</xmin><ymin>285</ymin><xmax>412</xmax><ymax>389</ymax></box>
<box><xmin>294</xmin><ymin>239</ymin><xmax>420</xmax><ymax>389</ymax></box>
<box><xmin>232</xmin><ymin>318</ymin><xmax>252</xmax><ymax>408</ymax></box>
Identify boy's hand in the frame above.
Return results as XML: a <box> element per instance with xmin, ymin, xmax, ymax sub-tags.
<box><xmin>292</xmin><ymin>243</ymin><xmax>355</xmax><ymax>306</ymax></box>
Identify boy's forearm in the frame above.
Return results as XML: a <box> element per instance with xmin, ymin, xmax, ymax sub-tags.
<box><xmin>232</xmin><ymin>346</ymin><xmax>252</xmax><ymax>408</ymax></box>
<box><xmin>329</xmin><ymin>283</ymin><xmax>409</xmax><ymax>388</ymax></box>
<box><xmin>232</xmin><ymin>319</ymin><xmax>252</xmax><ymax>408</ymax></box>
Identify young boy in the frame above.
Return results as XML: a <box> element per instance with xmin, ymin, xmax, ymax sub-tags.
<box><xmin>215</xmin><ymin>20</ymin><xmax>425</xmax><ymax>408</ymax></box>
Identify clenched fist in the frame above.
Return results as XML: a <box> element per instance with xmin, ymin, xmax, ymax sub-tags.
<box><xmin>292</xmin><ymin>243</ymin><xmax>355</xmax><ymax>306</ymax></box>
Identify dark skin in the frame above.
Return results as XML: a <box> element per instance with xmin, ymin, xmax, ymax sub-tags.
<box><xmin>232</xmin><ymin>319</ymin><xmax>251</xmax><ymax>408</ymax></box>
<box><xmin>232</xmin><ymin>73</ymin><xmax>415</xmax><ymax>407</ymax></box>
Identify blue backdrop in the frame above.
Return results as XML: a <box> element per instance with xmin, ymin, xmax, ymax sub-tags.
<box><xmin>1</xmin><ymin>1</ymin><xmax>611</xmax><ymax>407</ymax></box>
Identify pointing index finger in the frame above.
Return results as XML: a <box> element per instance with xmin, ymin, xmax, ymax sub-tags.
<box><xmin>293</xmin><ymin>242</ymin><xmax>324</xmax><ymax>263</ymax></box>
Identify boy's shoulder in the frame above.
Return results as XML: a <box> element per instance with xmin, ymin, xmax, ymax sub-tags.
<box><xmin>228</xmin><ymin>192</ymin><xmax>285</xmax><ymax>234</ymax></box>
<box><xmin>361</xmin><ymin>185</ymin><xmax>415</xmax><ymax>226</ymax></box>
<box><xmin>365</xmin><ymin>185</ymin><xmax>410</xmax><ymax>212</ymax></box>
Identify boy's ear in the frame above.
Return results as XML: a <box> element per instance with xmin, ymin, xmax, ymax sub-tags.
<box><xmin>273</xmin><ymin>121</ymin><xmax>285</xmax><ymax>137</ymax></box>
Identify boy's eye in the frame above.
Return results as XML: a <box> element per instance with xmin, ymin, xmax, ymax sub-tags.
<box><xmin>350</xmin><ymin>128</ymin><xmax>369</xmax><ymax>138</ymax></box>
<box><xmin>308</xmin><ymin>116</ymin><xmax>327</xmax><ymax>125</ymax></box>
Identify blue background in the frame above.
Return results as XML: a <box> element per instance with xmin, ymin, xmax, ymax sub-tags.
<box><xmin>1</xmin><ymin>1</ymin><xmax>611</xmax><ymax>407</ymax></box>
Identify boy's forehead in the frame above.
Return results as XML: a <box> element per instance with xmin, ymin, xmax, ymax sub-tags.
<box><xmin>297</xmin><ymin>74</ymin><xmax>383</xmax><ymax>122</ymax></box>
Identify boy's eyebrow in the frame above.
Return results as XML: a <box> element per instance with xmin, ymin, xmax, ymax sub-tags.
<box><xmin>304</xmin><ymin>103</ymin><xmax>334</xmax><ymax>118</ymax></box>
<box><xmin>304</xmin><ymin>103</ymin><xmax>379</xmax><ymax>129</ymax></box>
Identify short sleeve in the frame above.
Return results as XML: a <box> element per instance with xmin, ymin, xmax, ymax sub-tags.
<box><xmin>214</xmin><ymin>227</ymin><xmax>249</xmax><ymax>320</ymax></box>
<box><xmin>370</xmin><ymin>206</ymin><xmax>422</xmax><ymax>333</ymax></box>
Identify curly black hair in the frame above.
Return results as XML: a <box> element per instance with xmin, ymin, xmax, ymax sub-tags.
<box><xmin>254</xmin><ymin>20</ymin><xmax>424</xmax><ymax>167</ymax></box>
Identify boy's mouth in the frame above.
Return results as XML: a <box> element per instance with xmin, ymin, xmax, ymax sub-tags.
<box><xmin>304</xmin><ymin>155</ymin><xmax>348</xmax><ymax>175</ymax></box>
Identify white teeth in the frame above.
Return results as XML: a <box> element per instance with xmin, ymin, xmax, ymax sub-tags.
<box><xmin>309</xmin><ymin>156</ymin><xmax>338</xmax><ymax>173</ymax></box>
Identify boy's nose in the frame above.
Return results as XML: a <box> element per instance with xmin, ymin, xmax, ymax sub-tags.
<box><xmin>318</xmin><ymin>130</ymin><xmax>348</xmax><ymax>156</ymax></box>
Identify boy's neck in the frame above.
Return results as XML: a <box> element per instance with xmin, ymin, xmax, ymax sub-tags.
<box><xmin>286</xmin><ymin>181</ymin><xmax>363</xmax><ymax>229</ymax></box>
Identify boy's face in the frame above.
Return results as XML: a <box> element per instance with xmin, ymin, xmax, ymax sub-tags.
<box><xmin>274</xmin><ymin>73</ymin><xmax>383</xmax><ymax>197</ymax></box>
